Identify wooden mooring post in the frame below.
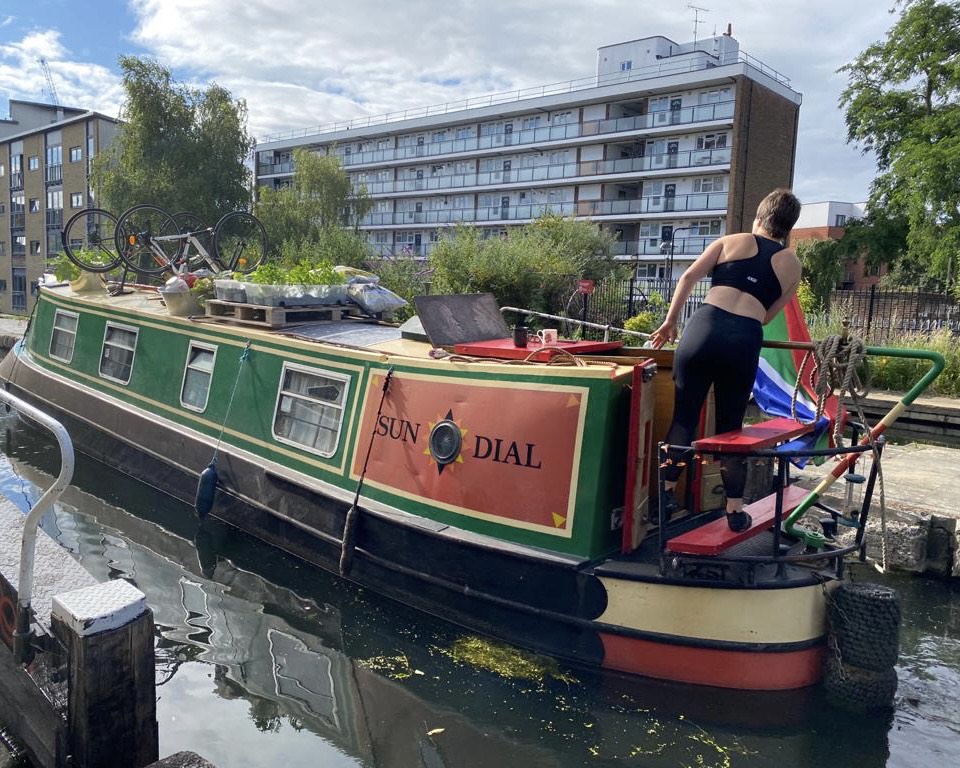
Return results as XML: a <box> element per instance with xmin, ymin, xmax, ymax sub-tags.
<box><xmin>0</xmin><ymin>499</ymin><xmax>159</xmax><ymax>768</ymax></box>
<box><xmin>52</xmin><ymin>580</ymin><xmax>159</xmax><ymax>768</ymax></box>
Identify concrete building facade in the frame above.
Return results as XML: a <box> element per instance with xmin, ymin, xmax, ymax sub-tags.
<box><xmin>254</xmin><ymin>33</ymin><xmax>802</xmax><ymax>279</ymax></box>
<box><xmin>0</xmin><ymin>100</ymin><xmax>120</xmax><ymax>314</ymax></box>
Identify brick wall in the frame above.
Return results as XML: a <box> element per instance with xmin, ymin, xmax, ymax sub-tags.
<box><xmin>728</xmin><ymin>76</ymin><xmax>799</xmax><ymax>234</ymax></box>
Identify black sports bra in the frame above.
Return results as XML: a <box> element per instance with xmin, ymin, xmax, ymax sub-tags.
<box><xmin>710</xmin><ymin>236</ymin><xmax>784</xmax><ymax>310</ymax></box>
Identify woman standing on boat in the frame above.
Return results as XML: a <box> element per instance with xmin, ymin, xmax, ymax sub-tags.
<box><xmin>649</xmin><ymin>188</ymin><xmax>802</xmax><ymax>532</ymax></box>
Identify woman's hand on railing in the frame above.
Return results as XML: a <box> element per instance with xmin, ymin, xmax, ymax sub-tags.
<box><xmin>649</xmin><ymin>320</ymin><xmax>678</xmax><ymax>349</ymax></box>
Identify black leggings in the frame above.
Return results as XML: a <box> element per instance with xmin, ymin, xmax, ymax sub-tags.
<box><xmin>663</xmin><ymin>304</ymin><xmax>763</xmax><ymax>500</ymax></box>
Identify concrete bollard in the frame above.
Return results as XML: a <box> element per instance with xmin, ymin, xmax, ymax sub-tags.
<box><xmin>50</xmin><ymin>580</ymin><xmax>158</xmax><ymax>768</ymax></box>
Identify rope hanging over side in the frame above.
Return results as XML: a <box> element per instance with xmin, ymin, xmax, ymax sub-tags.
<box><xmin>791</xmin><ymin>331</ymin><xmax>889</xmax><ymax>571</ymax></box>
<box><xmin>213</xmin><ymin>340</ymin><xmax>252</xmax><ymax>462</ymax></box>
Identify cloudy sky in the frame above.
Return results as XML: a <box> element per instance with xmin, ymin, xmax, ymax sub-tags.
<box><xmin>0</xmin><ymin>0</ymin><xmax>899</xmax><ymax>203</ymax></box>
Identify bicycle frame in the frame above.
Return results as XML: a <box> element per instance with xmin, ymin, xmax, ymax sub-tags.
<box><xmin>135</xmin><ymin>229</ymin><xmax>222</xmax><ymax>275</ymax></box>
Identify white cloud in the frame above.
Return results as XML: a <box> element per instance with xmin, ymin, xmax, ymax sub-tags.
<box><xmin>0</xmin><ymin>29</ymin><xmax>123</xmax><ymax>116</ymax></box>
<box><xmin>0</xmin><ymin>1</ymin><xmax>903</xmax><ymax>201</ymax></box>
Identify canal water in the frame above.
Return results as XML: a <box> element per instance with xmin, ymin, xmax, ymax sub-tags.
<box><xmin>2</xmin><ymin>416</ymin><xmax>959</xmax><ymax>768</ymax></box>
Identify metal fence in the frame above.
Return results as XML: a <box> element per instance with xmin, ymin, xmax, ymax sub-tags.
<box><xmin>556</xmin><ymin>277</ymin><xmax>711</xmax><ymax>338</ymax></box>
<box><xmin>829</xmin><ymin>286</ymin><xmax>960</xmax><ymax>343</ymax></box>
<box><xmin>559</xmin><ymin>282</ymin><xmax>960</xmax><ymax>343</ymax></box>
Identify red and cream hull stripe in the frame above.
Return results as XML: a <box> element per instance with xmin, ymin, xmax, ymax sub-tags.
<box><xmin>596</xmin><ymin>578</ymin><xmax>830</xmax><ymax>690</ymax></box>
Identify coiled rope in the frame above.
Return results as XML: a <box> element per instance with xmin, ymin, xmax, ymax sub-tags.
<box><xmin>791</xmin><ymin>331</ymin><xmax>889</xmax><ymax>571</ymax></box>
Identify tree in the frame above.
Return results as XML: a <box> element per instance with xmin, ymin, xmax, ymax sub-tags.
<box><xmin>795</xmin><ymin>238</ymin><xmax>845</xmax><ymax>312</ymax></box>
<box><xmin>254</xmin><ymin>148</ymin><xmax>372</xmax><ymax>260</ymax></box>
<box><xmin>839</xmin><ymin>0</ymin><xmax>960</xmax><ymax>289</ymax></box>
<box><xmin>428</xmin><ymin>216</ymin><xmax>617</xmax><ymax>314</ymax></box>
<box><xmin>92</xmin><ymin>56</ymin><xmax>253</xmax><ymax>225</ymax></box>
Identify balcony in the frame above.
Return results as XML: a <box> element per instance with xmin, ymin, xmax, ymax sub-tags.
<box><xmin>361</xmin><ymin>202</ymin><xmax>578</xmax><ymax>227</ymax></box>
<box><xmin>611</xmin><ymin>236</ymin><xmax>720</xmax><ymax>257</ymax></box>
<box><xmin>46</xmin><ymin>209</ymin><xmax>64</xmax><ymax>228</ymax></box>
<box><xmin>45</xmin><ymin>164</ymin><xmax>63</xmax><ymax>185</ymax></box>
<box><xmin>9</xmin><ymin>172</ymin><xmax>23</xmax><ymax>191</ymax></box>
<box><xmin>332</xmin><ymin>101</ymin><xmax>736</xmax><ymax>168</ymax></box>
<box><xmin>10</xmin><ymin>213</ymin><xmax>25</xmax><ymax>229</ymax></box>
<box><xmin>257</xmin><ymin>160</ymin><xmax>295</xmax><ymax>177</ymax></box>
<box><xmin>356</xmin><ymin>147</ymin><xmax>732</xmax><ymax>196</ymax></box>
<box><xmin>578</xmin><ymin>192</ymin><xmax>728</xmax><ymax>217</ymax></box>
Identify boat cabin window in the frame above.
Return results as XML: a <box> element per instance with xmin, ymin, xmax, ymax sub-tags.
<box><xmin>272</xmin><ymin>364</ymin><xmax>350</xmax><ymax>458</ymax></box>
<box><xmin>99</xmin><ymin>323</ymin><xmax>139</xmax><ymax>385</ymax></box>
<box><xmin>49</xmin><ymin>309</ymin><xmax>79</xmax><ymax>363</ymax></box>
<box><xmin>180</xmin><ymin>342</ymin><xmax>218</xmax><ymax>412</ymax></box>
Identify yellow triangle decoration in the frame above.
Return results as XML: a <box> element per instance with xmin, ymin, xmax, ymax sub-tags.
<box><xmin>566</xmin><ymin>395</ymin><xmax>580</xmax><ymax>408</ymax></box>
<box><xmin>552</xmin><ymin>513</ymin><xmax>567</xmax><ymax>528</ymax></box>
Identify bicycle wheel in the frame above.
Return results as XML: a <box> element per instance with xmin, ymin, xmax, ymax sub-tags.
<box><xmin>115</xmin><ymin>204</ymin><xmax>181</xmax><ymax>276</ymax></box>
<box><xmin>214</xmin><ymin>211</ymin><xmax>267</xmax><ymax>274</ymax></box>
<box><xmin>61</xmin><ymin>208</ymin><xmax>122</xmax><ymax>273</ymax></box>
<box><xmin>172</xmin><ymin>211</ymin><xmax>214</xmax><ymax>267</ymax></box>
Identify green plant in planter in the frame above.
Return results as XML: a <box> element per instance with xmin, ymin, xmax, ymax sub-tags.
<box><xmin>190</xmin><ymin>277</ymin><xmax>215</xmax><ymax>307</ymax></box>
<box><xmin>237</xmin><ymin>263</ymin><xmax>287</xmax><ymax>285</ymax></box>
<box><xmin>286</xmin><ymin>259</ymin><xmax>345</xmax><ymax>286</ymax></box>
<box><xmin>52</xmin><ymin>253</ymin><xmax>82</xmax><ymax>282</ymax></box>
<box><xmin>52</xmin><ymin>251</ymin><xmax>118</xmax><ymax>282</ymax></box>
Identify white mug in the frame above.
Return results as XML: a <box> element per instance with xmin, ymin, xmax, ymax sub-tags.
<box><xmin>537</xmin><ymin>328</ymin><xmax>558</xmax><ymax>345</ymax></box>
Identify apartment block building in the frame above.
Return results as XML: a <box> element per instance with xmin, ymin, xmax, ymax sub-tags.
<box><xmin>0</xmin><ymin>100</ymin><xmax>120</xmax><ymax>314</ymax></box>
<box><xmin>255</xmin><ymin>33</ymin><xmax>801</xmax><ymax>279</ymax></box>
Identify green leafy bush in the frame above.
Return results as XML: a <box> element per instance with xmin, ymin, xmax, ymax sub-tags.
<box><xmin>364</xmin><ymin>257</ymin><xmax>430</xmax><ymax>322</ymax></box>
<box><xmin>427</xmin><ymin>215</ymin><xmax>618</xmax><ymax>315</ymax></box>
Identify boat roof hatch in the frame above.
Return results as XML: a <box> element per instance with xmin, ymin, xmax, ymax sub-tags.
<box><xmin>276</xmin><ymin>321</ymin><xmax>402</xmax><ymax>347</ymax></box>
<box><xmin>413</xmin><ymin>293</ymin><xmax>511</xmax><ymax>347</ymax></box>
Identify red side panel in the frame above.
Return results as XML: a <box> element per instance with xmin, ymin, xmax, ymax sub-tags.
<box><xmin>601</xmin><ymin>633</ymin><xmax>824</xmax><ymax>690</ymax></box>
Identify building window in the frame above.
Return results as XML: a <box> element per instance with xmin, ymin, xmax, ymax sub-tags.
<box><xmin>69</xmin><ymin>146</ymin><xmax>82</xmax><ymax>162</ymax></box>
<box><xmin>47</xmin><ymin>190</ymin><xmax>63</xmax><ymax>210</ymax></box>
<box><xmin>49</xmin><ymin>310</ymin><xmax>79</xmax><ymax>363</ymax></box>
<box><xmin>620</xmin><ymin>60</ymin><xmax>633</xmax><ymax>71</ymax></box>
<box><xmin>0</xmin><ymin>203</ymin><xmax>4</xmax><ymax>214</ymax></box>
<box><xmin>698</xmin><ymin>87</ymin><xmax>732</xmax><ymax>104</ymax></box>
<box><xmin>11</xmin><ymin>268</ymin><xmax>26</xmax><ymax>312</ymax></box>
<box><xmin>29</xmin><ymin>240</ymin><xmax>40</xmax><ymax>256</ymax></box>
<box><xmin>28</xmin><ymin>156</ymin><xmax>39</xmax><ymax>171</ymax></box>
<box><xmin>99</xmin><ymin>323</ymin><xmax>139</xmax><ymax>384</ymax></box>
<box><xmin>71</xmin><ymin>192</ymin><xmax>84</xmax><ymax>208</ymax></box>
<box><xmin>29</xmin><ymin>199</ymin><xmax>40</xmax><ymax>213</ymax></box>
<box><xmin>691</xmin><ymin>219</ymin><xmax>723</xmax><ymax>236</ymax></box>
<box><xmin>696</xmin><ymin>133</ymin><xmax>728</xmax><ymax>150</ymax></box>
<box><xmin>835</xmin><ymin>214</ymin><xmax>847</xmax><ymax>227</ymax></box>
<box><xmin>693</xmin><ymin>176</ymin><xmax>725</xmax><ymax>193</ymax></box>
<box><xmin>180</xmin><ymin>342</ymin><xmax>217</xmax><ymax>412</ymax></box>
<box><xmin>272</xmin><ymin>364</ymin><xmax>350</xmax><ymax>458</ymax></box>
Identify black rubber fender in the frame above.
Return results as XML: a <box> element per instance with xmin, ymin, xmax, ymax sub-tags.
<box><xmin>823</xmin><ymin>655</ymin><xmax>898</xmax><ymax>712</ymax></box>
<box><xmin>828</xmin><ymin>581</ymin><xmax>900</xmax><ymax>672</ymax></box>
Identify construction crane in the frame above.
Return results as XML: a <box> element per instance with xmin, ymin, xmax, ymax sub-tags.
<box><xmin>37</xmin><ymin>57</ymin><xmax>60</xmax><ymax>107</ymax></box>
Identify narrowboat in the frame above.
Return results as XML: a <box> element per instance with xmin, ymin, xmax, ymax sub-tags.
<box><xmin>0</xmin><ymin>283</ymin><xmax>940</xmax><ymax>691</ymax></box>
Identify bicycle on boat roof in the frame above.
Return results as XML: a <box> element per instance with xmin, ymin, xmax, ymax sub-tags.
<box><xmin>60</xmin><ymin>204</ymin><xmax>267</xmax><ymax>277</ymax></box>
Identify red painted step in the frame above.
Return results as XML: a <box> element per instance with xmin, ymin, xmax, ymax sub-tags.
<box><xmin>692</xmin><ymin>417</ymin><xmax>813</xmax><ymax>454</ymax></box>
<box><xmin>666</xmin><ymin>484</ymin><xmax>811</xmax><ymax>556</ymax></box>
